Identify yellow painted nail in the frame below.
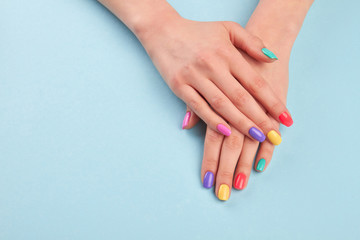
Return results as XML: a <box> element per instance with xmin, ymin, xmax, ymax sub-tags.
<box><xmin>267</xmin><ymin>130</ymin><xmax>282</xmax><ymax>145</ymax></box>
<box><xmin>218</xmin><ymin>184</ymin><xmax>230</xmax><ymax>201</ymax></box>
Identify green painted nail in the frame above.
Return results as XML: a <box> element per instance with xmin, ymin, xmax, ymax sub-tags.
<box><xmin>262</xmin><ymin>48</ymin><xmax>278</xmax><ymax>60</ymax></box>
<box><xmin>256</xmin><ymin>158</ymin><xmax>266</xmax><ymax>172</ymax></box>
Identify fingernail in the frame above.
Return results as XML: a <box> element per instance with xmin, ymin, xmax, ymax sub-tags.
<box><xmin>182</xmin><ymin>111</ymin><xmax>191</xmax><ymax>129</ymax></box>
<box><xmin>203</xmin><ymin>171</ymin><xmax>214</xmax><ymax>189</ymax></box>
<box><xmin>249</xmin><ymin>127</ymin><xmax>265</xmax><ymax>142</ymax></box>
<box><xmin>218</xmin><ymin>184</ymin><xmax>230</xmax><ymax>201</ymax></box>
<box><xmin>261</xmin><ymin>48</ymin><xmax>278</xmax><ymax>60</ymax></box>
<box><xmin>279</xmin><ymin>112</ymin><xmax>293</xmax><ymax>127</ymax></box>
<box><xmin>267</xmin><ymin>130</ymin><xmax>282</xmax><ymax>145</ymax></box>
<box><xmin>256</xmin><ymin>158</ymin><xmax>266</xmax><ymax>172</ymax></box>
<box><xmin>217</xmin><ymin>124</ymin><xmax>231</xmax><ymax>136</ymax></box>
<box><xmin>234</xmin><ymin>173</ymin><xmax>246</xmax><ymax>190</ymax></box>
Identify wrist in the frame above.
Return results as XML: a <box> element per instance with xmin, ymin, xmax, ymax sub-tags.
<box><xmin>133</xmin><ymin>7</ymin><xmax>183</xmax><ymax>45</ymax></box>
<box><xmin>98</xmin><ymin>0</ymin><xmax>182</xmax><ymax>44</ymax></box>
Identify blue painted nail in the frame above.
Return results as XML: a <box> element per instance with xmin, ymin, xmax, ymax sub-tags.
<box><xmin>256</xmin><ymin>158</ymin><xmax>266</xmax><ymax>172</ymax></box>
<box><xmin>262</xmin><ymin>48</ymin><xmax>278</xmax><ymax>60</ymax></box>
<box><xmin>203</xmin><ymin>171</ymin><xmax>214</xmax><ymax>188</ymax></box>
<box><xmin>249</xmin><ymin>127</ymin><xmax>266</xmax><ymax>142</ymax></box>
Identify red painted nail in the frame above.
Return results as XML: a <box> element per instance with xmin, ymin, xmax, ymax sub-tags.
<box><xmin>279</xmin><ymin>112</ymin><xmax>293</xmax><ymax>127</ymax></box>
<box><xmin>234</xmin><ymin>173</ymin><xmax>246</xmax><ymax>190</ymax></box>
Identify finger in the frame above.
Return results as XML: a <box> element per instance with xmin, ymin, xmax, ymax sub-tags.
<box><xmin>189</xmin><ymin>78</ymin><xmax>266</xmax><ymax>142</ymax></box>
<box><xmin>254</xmin><ymin>116</ymin><xmax>280</xmax><ymax>172</ymax></box>
<box><xmin>201</xmin><ymin>126</ymin><xmax>224</xmax><ymax>189</ymax></box>
<box><xmin>182</xmin><ymin>106</ymin><xmax>200</xmax><ymax>130</ymax></box>
<box><xmin>215</xmin><ymin>127</ymin><xmax>244</xmax><ymax>201</ymax></box>
<box><xmin>222</xmin><ymin>21</ymin><xmax>278</xmax><ymax>63</ymax></box>
<box><xmin>233</xmin><ymin>136</ymin><xmax>259</xmax><ymax>190</ymax></box>
<box><xmin>210</xmin><ymin>71</ymin><xmax>282</xmax><ymax>145</ymax></box>
<box><xmin>177</xmin><ymin>85</ymin><xmax>232</xmax><ymax>136</ymax></box>
<box><xmin>230</xmin><ymin>55</ymin><xmax>293</xmax><ymax>128</ymax></box>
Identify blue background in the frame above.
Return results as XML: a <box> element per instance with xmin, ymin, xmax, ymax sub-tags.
<box><xmin>1</xmin><ymin>0</ymin><xmax>359</xmax><ymax>239</ymax></box>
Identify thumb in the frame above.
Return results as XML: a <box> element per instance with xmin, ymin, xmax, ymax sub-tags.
<box><xmin>182</xmin><ymin>106</ymin><xmax>200</xmax><ymax>130</ymax></box>
<box><xmin>222</xmin><ymin>21</ymin><xmax>278</xmax><ymax>62</ymax></box>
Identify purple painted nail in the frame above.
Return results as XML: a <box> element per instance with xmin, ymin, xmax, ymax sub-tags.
<box><xmin>249</xmin><ymin>127</ymin><xmax>265</xmax><ymax>142</ymax></box>
<box><xmin>203</xmin><ymin>171</ymin><xmax>214</xmax><ymax>188</ymax></box>
<box><xmin>217</xmin><ymin>124</ymin><xmax>231</xmax><ymax>136</ymax></box>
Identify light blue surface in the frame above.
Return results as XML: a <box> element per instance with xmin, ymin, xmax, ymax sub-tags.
<box><xmin>1</xmin><ymin>0</ymin><xmax>359</xmax><ymax>239</ymax></box>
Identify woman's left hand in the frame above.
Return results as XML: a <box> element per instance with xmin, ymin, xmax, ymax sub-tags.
<box><xmin>183</xmin><ymin>51</ymin><xmax>289</xmax><ymax>201</ymax></box>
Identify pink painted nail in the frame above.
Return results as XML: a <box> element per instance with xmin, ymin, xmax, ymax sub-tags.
<box><xmin>182</xmin><ymin>111</ymin><xmax>191</xmax><ymax>129</ymax></box>
<box><xmin>216</xmin><ymin>124</ymin><xmax>231</xmax><ymax>136</ymax></box>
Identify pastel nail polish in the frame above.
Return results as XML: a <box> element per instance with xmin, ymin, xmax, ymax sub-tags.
<box><xmin>267</xmin><ymin>130</ymin><xmax>282</xmax><ymax>145</ymax></box>
<box><xmin>182</xmin><ymin>111</ymin><xmax>191</xmax><ymax>129</ymax></box>
<box><xmin>261</xmin><ymin>48</ymin><xmax>278</xmax><ymax>60</ymax></box>
<box><xmin>249</xmin><ymin>127</ymin><xmax>265</xmax><ymax>142</ymax></box>
<box><xmin>256</xmin><ymin>158</ymin><xmax>266</xmax><ymax>172</ymax></box>
<box><xmin>203</xmin><ymin>171</ymin><xmax>214</xmax><ymax>189</ymax></box>
<box><xmin>217</xmin><ymin>124</ymin><xmax>231</xmax><ymax>136</ymax></box>
<box><xmin>234</xmin><ymin>173</ymin><xmax>246</xmax><ymax>190</ymax></box>
<box><xmin>279</xmin><ymin>112</ymin><xmax>293</xmax><ymax>127</ymax></box>
<box><xmin>218</xmin><ymin>184</ymin><xmax>230</xmax><ymax>201</ymax></box>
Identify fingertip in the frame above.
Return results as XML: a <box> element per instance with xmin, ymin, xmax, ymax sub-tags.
<box><xmin>216</xmin><ymin>123</ymin><xmax>232</xmax><ymax>136</ymax></box>
<box><xmin>255</xmin><ymin>158</ymin><xmax>267</xmax><ymax>172</ymax></box>
<box><xmin>181</xmin><ymin>111</ymin><xmax>191</xmax><ymax>129</ymax></box>
<box><xmin>261</xmin><ymin>48</ymin><xmax>278</xmax><ymax>61</ymax></box>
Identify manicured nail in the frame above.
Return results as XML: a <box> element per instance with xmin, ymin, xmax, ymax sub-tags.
<box><xmin>203</xmin><ymin>171</ymin><xmax>214</xmax><ymax>189</ymax></box>
<box><xmin>256</xmin><ymin>158</ymin><xmax>266</xmax><ymax>172</ymax></box>
<box><xmin>261</xmin><ymin>48</ymin><xmax>278</xmax><ymax>60</ymax></box>
<box><xmin>279</xmin><ymin>112</ymin><xmax>293</xmax><ymax>127</ymax></box>
<box><xmin>234</xmin><ymin>173</ymin><xmax>246</xmax><ymax>190</ymax></box>
<box><xmin>217</xmin><ymin>124</ymin><xmax>231</xmax><ymax>136</ymax></box>
<box><xmin>267</xmin><ymin>130</ymin><xmax>282</xmax><ymax>145</ymax></box>
<box><xmin>182</xmin><ymin>111</ymin><xmax>191</xmax><ymax>129</ymax></box>
<box><xmin>249</xmin><ymin>127</ymin><xmax>265</xmax><ymax>142</ymax></box>
<box><xmin>218</xmin><ymin>184</ymin><xmax>230</xmax><ymax>201</ymax></box>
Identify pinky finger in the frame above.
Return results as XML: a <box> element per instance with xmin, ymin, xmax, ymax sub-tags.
<box><xmin>179</xmin><ymin>85</ymin><xmax>232</xmax><ymax>137</ymax></box>
<box><xmin>254</xmin><ymin>136</ymin><xmax>276</xmax><ymax>172</ymax></box>
<box><xmin>182</xmin><ymin>106</ymin><xmax>200</xmax><ymax>130</ymax></box>
<box><xmin>254</xmin><ymin>115</ymin><xmax>279</xmax><ymax>172</ymax></box>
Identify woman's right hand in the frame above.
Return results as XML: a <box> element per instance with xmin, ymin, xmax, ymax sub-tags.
<box><xmin>139</xmin><ymin>17</ymin><xmax>293</xmax><ymax>144</ymax></box>
<box><xmin>99</xmin><ymin>0</ymin><xmax>293</xmax><ymax>143</ymax></box>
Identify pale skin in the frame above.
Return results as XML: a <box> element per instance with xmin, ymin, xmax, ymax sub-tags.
<box><xmin>98</xmin><ymin>0</ymin><xmax>293</xmax><ymax>143</ymax></box>
<box><xmin>97</xmin><ymin>0</ymin><xmax>314</xmax><ymax>200</ymax></box>
<box><xmin>184</xmin><ymin>0</ymin><xmax>314</xmax><ymax>200</ymax></box>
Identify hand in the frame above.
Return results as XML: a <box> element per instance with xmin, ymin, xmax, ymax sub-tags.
<box><xmin>185</xmin><ymin>52</ymin><xmax>288</xmax><ymax>200</ymax></box>
<box><xmin>99</xmin><ymin>0</ymin><xmax>293</xmax><ymax>143</ymax></box>
<box><xmin>183</xmin><ymin>0</ymin><xmax>313</xmax><ymax>200</ymax></box>
<box><xmin>141</xmin><ymin>16</ymin><xmax>292</xmax><ymax>143</ymax></box>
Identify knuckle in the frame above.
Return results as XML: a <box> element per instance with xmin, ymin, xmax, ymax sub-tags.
<box><xmin>210</xmin><ymin>95</ymin><xmax>226</xmax><ymax>109</ymax></box>
<box><xmin>261</xmin><ymin>149</ymin><xmax>273</xmax><ymax>158</ymax></box>
<box><xmin>256</xmin><ymin>120</ymin><xmax>269</xmax><ymax>131</ymax></box>
<box><xmin>206</xmin><ymin>130</ymin><xmax>223</xmax><ymax>143</ymax></box>
<box><xmin>225</xmin><ymin>135</ymin><xmax>243</xmax><ymax>150</ymax></box>
<box><xmin>203</xmin><ymin>157</ymin><xmax>219</xmax><ymax>169</ymax></box>
<box><xmin>237</xmin><ymin>161</ymin><xmax>253</xmax><ymax>170</ymax></box>
<box><xmin>188</xmin><ymin>98</ymin><xmax>201</xmax><ymax>113</ymax></box>
<box><xmin>270</xmin><ymin>101</ymin><xmax>283</xmax><ymax>114</ymax></box>
<box><xmin>250</xmin><ymin>35</ymin><xmax>263</xmax><ymax>46</ymax></box>
<box><xmin>233</xmin><ymin>89</ymin><xmax>249</xmax><ymax>109</ymax></box>
<box><xmin>169</xmin><ymin>74</ymin><xmax>182</xmax><ymax>91</ymax></box>
<box><xmin>194</xmin><ymin>49</ymin><xmax>216</xmax><ymax>71</ymax></box>
<box><xmin>219</xmin><ymin>170</ymin><xmax>233</xmax><ymax>179</ymax></box>
<box><xmin>249</xmin><ymin>76</ymin><xmax>266</xmax><ymax>94</ymax></box>
<box><xmin>253</xmin><ymin>76</ymin><xmax>266</xmax><ymax>89</ymax></box>
<box><xmin>214</xmin><ymin>45</ymin><xmax>232</xmax><ymax>59</ymax></box>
